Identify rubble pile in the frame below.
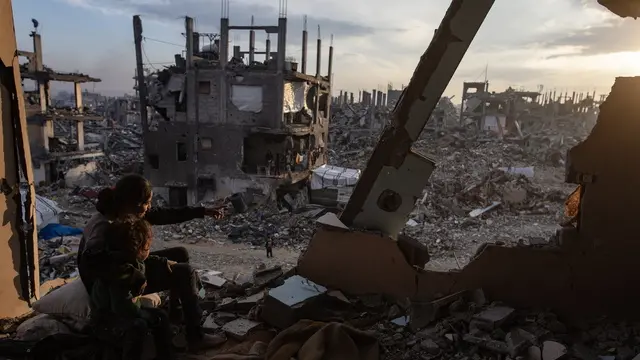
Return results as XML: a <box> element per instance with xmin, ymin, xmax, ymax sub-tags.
<box><xmin>38</xmin><ymin>236</ymin><xmax>80</xmax><ymax>282</ymax></box>
<box><xmin>155</xmin><ymin>203</ymin><xmax>325</xmax><ymax>250</ymax></box>
<box><xmin>199</xmin><ymin>269</ymin><xmax>640</xmax><ymax>360</ymax></box>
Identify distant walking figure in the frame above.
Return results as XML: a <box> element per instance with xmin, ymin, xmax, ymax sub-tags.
<box><xmin>265</xmin><ymin>239</ymin><xmax>273</xmax><ymax>258</ymax></box>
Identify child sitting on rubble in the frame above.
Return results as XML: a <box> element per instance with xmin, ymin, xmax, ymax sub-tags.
<box><xmin>89</xmin><ymin>215</ymin><xmax>174</xmax><ymax>360</ymax></box>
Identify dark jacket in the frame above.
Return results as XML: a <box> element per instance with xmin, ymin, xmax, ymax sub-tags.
<box><xmin>78</xmin><ymin>206</ymin><xmax>205</xmax><ymax>292</ymax></box>
<box><xmin>90</xmin><ymin>252</ymin><xmax>147</xmax><ymax>319</ymax></box>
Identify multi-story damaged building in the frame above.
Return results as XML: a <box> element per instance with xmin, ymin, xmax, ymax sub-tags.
<box><xmin>135</xmin><ymin>8</ymin><xmax>333</xmax><ymax>206</ymax></box>
<box><xmin>18</xmin><ymin>24</ymin><xmax>104</xmax><ymax>185</ymax></box>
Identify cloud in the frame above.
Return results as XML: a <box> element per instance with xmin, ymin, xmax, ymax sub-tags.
<box><xmin>542</xmin><ymin>19</ymin><xmax>640</xmax><ymax>56</ymax></box>
<box><xmin>57</xmin><ymin>0</ymin><xmax>639</xmax><ymax>97</ymax></box>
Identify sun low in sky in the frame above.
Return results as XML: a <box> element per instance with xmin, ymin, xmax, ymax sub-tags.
<box><xmin>11</xmin><ymin>0</ymin><xmax>640</xmax><ymax>98</ymax></box>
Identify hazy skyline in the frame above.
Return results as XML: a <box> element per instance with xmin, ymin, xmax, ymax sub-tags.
<box><xmin>11</xmin><ymin>0</ymin><xmax>640</xmax><ymax>99</ymax></box>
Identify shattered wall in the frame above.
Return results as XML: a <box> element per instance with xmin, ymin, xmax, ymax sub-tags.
<box><xmin>301</xmin><ymin>77</ymin><xmax>640</xmax><ymax>322</ymax></box>
<box><xmin>146</xmin><ymin>64</ymin><xmax>329</xmax><ymax>203</ymax></box>
<box><xmin>0</xmin><ymin>0</ymin><xmax>40</xmax><ymax>318</ymax></box>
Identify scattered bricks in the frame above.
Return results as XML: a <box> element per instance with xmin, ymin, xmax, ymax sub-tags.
<box><xmin>542</xmin><ymin>341</ymin><xmax>568</xmax><ymax>360</ymax></box>
<box><xmin>463</xmin><ymin>333</ymin><xmax>510</xmax><ymax>354</ymax></box>
<box><xmin>471</xmin><ymin>306</ymin><xmax>515</xmax><ymax>331</ymax></box>
<box><xmin>221</xmin><ymin>319</ymin><xmax>261</xmax><ymax>341</ymax></box>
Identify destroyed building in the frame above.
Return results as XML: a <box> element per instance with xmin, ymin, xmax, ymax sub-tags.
<box><xmin>18</xmin><ymin>25</ymin><xmax>104</xmax><ymax>185</ymax></box>
<box><xmin>137</xmin><ymin>8</ymin><xmax>333</xmax><ymax>205</ymax></box>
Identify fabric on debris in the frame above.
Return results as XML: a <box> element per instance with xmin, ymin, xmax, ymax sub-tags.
<box><xmin>39</xmin><ymin>223</ymin><xmax>83</xmax><ymax>241</ymax></box>
<box><xmin>264</xmin><ymin>320</ymin><xmax>379</xmax><ymax>360</ymax></box>
<box><xmin>310</xmin><ymin>165</ymin><xmax>361</xmax><ymax>190</ymax></box>
<box><xmin>21</xmin><ymin>190</ymin><xmax>62</xmax><ymax>230</ymax></box>
<box><xmin>15</xmin><ymin>314</ymin><xmax>73</xmax><ymax>342</ymax></box>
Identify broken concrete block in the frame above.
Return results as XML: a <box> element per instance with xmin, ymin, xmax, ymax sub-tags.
<box><xmin>419</xmin><ymin>339</ymin><xmax>440</xmax><ymax>355</ymax></box>
<box><xmin>199</xmin><ymin>270</ymin><xmax>226</xmax><ymax>288</ymax></box>
<box><xmin>253</xmin><ymin>265</ymin><xmax>283</xmax><ymax>287</ymax></box>
<box><xmin>260</xmin><ymin>275</ymin><xmax>327</xmax><ymax>329</ymax></box>
<box><xmin>202</xmin><ymin>314</ymin><xmax>220</xmax><ymax>333</ymax></box>
<box><xmin>221</xmin><ymin>318</ymin><xmax>261</xmax><ymax>341</ymax></box>
<box><xmin>471</xmin><ymin>306</ymin><xmax>515</xmax><ymax>331</ymax></box>
<box><xmin>542</xmin><ymin>341</ymin><xmax>568</xmax><ymax>360</ymax></box>
<box><xmin>506</xmin><ymin>328</ymin><xmax>536</xmax><ymax>357</ymax></box>
<box><xmin>236</xmin><ymin>292</ymin><xmax>265</xmax><ymax>311</ymax></box>
<box><xmin>410</xmin><ymin>291</ymin><xmax>466</xmax><ymax>330</ymax></box>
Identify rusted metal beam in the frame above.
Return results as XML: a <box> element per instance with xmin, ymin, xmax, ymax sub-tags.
<box><xmin>340</xmin><ymin>0</ymin><xmax>495</xmax><ymax>236</ymax></box>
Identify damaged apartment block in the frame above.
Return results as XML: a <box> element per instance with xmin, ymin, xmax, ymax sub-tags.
<box><xmin>135</xmin><ymin>1</ymin><xmax>333</xmax><ymax>206</ymax></box>
<box><xmin>18</xmin><ymin>23</ymin><xmax>103</xmax><ymax>185</ymax></box>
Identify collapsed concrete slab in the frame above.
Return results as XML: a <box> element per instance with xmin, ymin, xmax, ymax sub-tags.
<box><xmin>299</xmin><ymin>77</ymin><xmax>640</xmax><ymax>322</ymax></box>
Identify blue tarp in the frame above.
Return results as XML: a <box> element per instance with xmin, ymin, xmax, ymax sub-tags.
<box><xmin>38</xmin><ymin>223</ymin><xmax>83</xmax><ymax>241</ymax></box>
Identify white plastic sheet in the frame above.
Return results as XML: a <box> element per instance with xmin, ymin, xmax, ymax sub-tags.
<box><xmin>20</xmin><ymin>189</ymin><xmax>62</xmax><ymax>230</ymax></box>
<box><xmin>310</xmin><ymin>165</ymin><xmax>361</xmax><ymax>190</ymax></box>
<box><xmin>231</xmin><ymin>85</ymin><xmax>263</xmax><ymax>112</ymax></box>
<box><xmin>283</xmin><ymin>81</ymin><xmax>308</xmax><ymax>113</ymax></box>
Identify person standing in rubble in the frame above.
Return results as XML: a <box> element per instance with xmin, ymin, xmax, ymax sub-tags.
<box><xmin>265</xmin><ymin>238</ymin><xmax>273</xmax><ymax>258</ymax></box>
<box><xmin>78</xmin><ymin>174</ymin><xmax>225</xmax><ymax>352</ymax></box>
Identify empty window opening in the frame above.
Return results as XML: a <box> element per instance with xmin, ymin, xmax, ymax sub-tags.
<box><xmin>198</xmin><ymin>81</ymin><xmax>211</xmax><ymax>94</ymax></box>
<box><xmin>148</xmin><ymin>154</ymin><xmax>160</xmax><ymax>169</ymax></box>
<box><xmin>198</xmin><ymin>177</ymin><xmax>216</xmax><ymax>189</ymax></box>
<box><xmin>176</xmin><ymin>142</ymin><xmax>188</xmax><ymax>161</ymax></box>
<box><xmin>200</xmin><ymin>137</ymin><xmax>213</xmax><ymax>150</ymax></box>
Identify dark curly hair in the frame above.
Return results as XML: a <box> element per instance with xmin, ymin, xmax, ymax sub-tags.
<box><xmin>96</xmin><ymin>174</ymin><xmax>152</xmax><ymax>217</ymax></box>
<box><xmin>105</xmin><ymin>215</ymin><xmax>153</xmax><ymax>261</ymax></box>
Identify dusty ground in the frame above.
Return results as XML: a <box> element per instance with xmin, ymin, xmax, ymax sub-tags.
<box><xmin>150</xmin><ymin>236</ymin><xmax>299</xmax><ymax>277</ymax></box>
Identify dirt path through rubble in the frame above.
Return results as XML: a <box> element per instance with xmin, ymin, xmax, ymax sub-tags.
<box><xmin>151</xmin><ymin>239</ymin><xmax>300</xmax><ymax>277</ymax></box>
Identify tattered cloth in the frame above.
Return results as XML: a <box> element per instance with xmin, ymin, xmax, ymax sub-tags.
<box><xmin>211</xmin><ymin>320</ymin><xmax>380</xmax><ymax>360</ymax></box>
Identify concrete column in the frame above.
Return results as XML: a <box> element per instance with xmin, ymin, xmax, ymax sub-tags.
<box><xmin>233</xmin><ymin>46</ymin><xmax>241</xmax><ymax>59</ymax></box>
<box><xmin>315</xmin><ymin>27</ymin><xmax>322</xmax><ymax>78</ymax></box>
<box><xmin>350</xmin><ymin>92</ymin><xmax>354</xmax><ymax>104</ymax></box>
<box><xmin>265</xmin><ymin>37</ymin><xmax>271</xmax><ymax>62</ymax></box>
<box><xmin>249</xmin><ymin>16</ymin><xmax>255</xmax><ymax>65</ymax></box>
<box><xmin>301</xmin><ymin>15</ymin><xmax>308</xmax><ymax>74</ymax></box>
<box><xmin>277</xmin><ymin>17</ymin><xmax>287</xmax><ymax>72</ymax></box>
<box><xmin>382</xmin><ymin>93</ymin><xmax>387</xmax><ymax>106</ymax></box>
<box><xmin>42</xmin><ymin>119</ymin><xmax>53</xmax><ymax>152</ymax></box>
<box><xmin>220</xmin><ymin>18</ymin><xmax>229</xmax><ymax>67</ymax></box>
<box><xmin>372</xmin><ymin>90</ymin><xmax>377</xmax><ymax>106</ymax></box>
<box><xmin>76</xmin><ymin>121</ymin><xmax>85</xmax><ymax>151</ymax></box>
<box><xmin>74</xmin><ymin>82</ymin><xmax>83</xmax><ymax>113</ymax></box>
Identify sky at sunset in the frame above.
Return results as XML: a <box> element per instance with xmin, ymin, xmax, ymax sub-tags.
<box><xmin>11</xmin><ymin>0</ymin><xmax>640</xmax><ymax>100</ymax></box>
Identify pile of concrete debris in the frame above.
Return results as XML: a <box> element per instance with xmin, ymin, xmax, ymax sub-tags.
<box><xmin>12</xmin><ymin>264</ymin><xmax>640</xmax><ymax>360</ymax></box>
<box><xmin>155</xmin><ymin>202</ymin><xmax>326</xmax><ymax>250</ymax></box>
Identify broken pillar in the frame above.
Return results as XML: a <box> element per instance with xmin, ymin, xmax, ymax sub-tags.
<box><xmin>372</xmin><ymin>89</ymin><xmax>377</xmax><ymax>106</ymax></box>
<box><xmin>76</xmin><ymin>120</ymin><xmax>84</xmax><ymax>151</ymax></box>
<box><xmin>42</xmin><ymin>118</ymin><xmax>53</xmax><ymax>152</ymax></box>
<box><xmin>74</xmin><ymin>82</ymin><xmax>83</xmax><ymax>113</ymax></box>
<box><xmin>350</xmin><ymin>92</ymin><xmax>354</xmax><ymax>104</ymax></box>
